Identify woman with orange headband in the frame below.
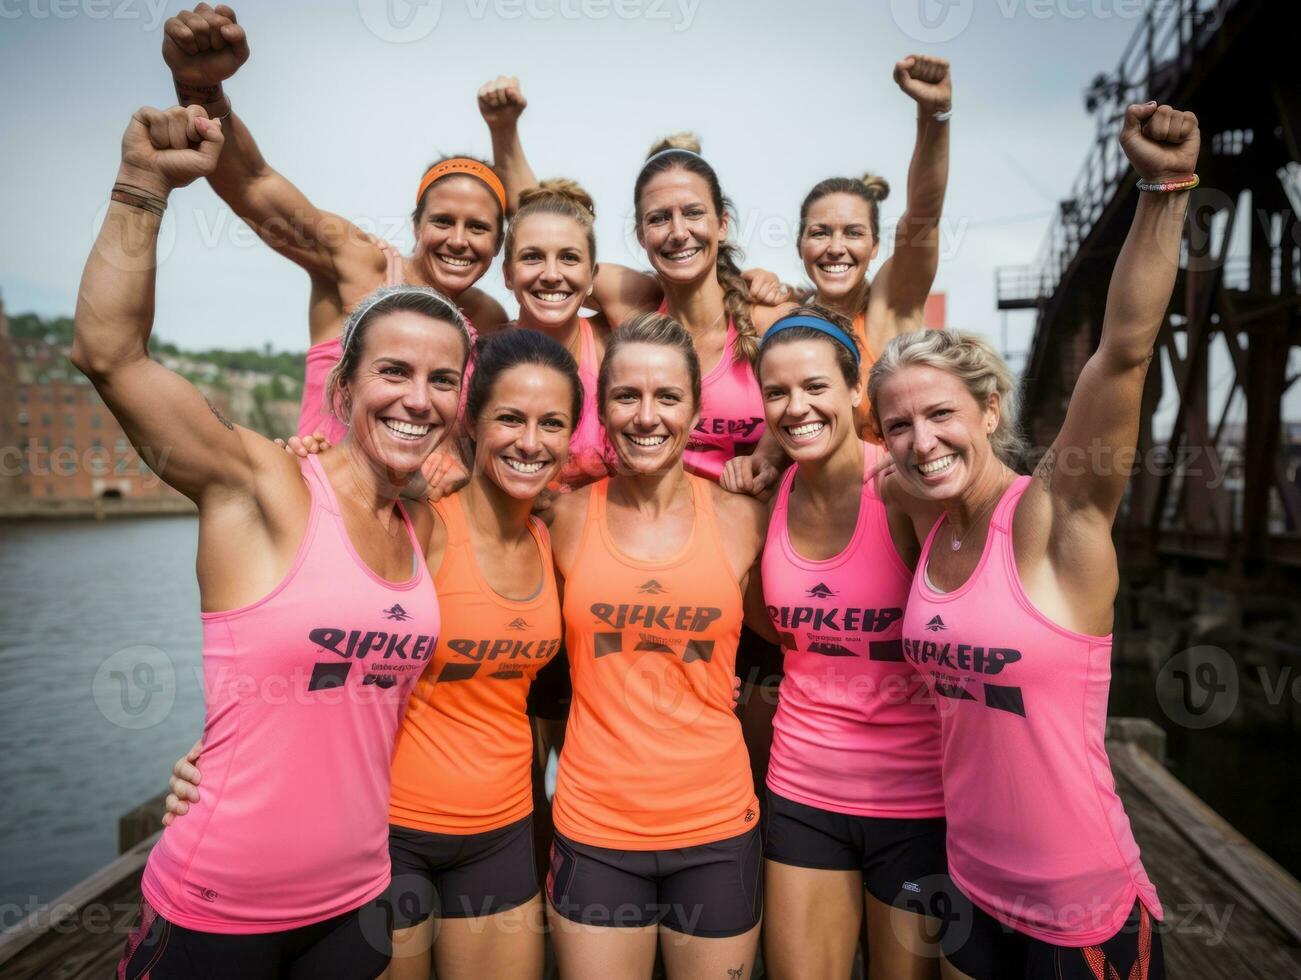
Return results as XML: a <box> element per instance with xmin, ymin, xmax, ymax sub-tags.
<box><xmin>161</xmin><ymin>5</ymin><xmax>509</xmax><ymax>448</ymax></box>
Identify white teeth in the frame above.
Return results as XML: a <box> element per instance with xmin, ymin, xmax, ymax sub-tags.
<box><xmin>664</xmin><ymin>248</ymin><xmax>701</xmax><ymax>261</ymax></box>
<box><xmin>437</xmin><ymin>254</ymin><xmax>473</xmax><ymax>267</ymax></box>
<box><xmin>786</xmin><ymin>421</ymin><xmax>825</xmax><ymax>439</ymax></box>
<box><xmin>918</xmin><ymin>455</ymin><xmax>956</xmax><ymax>475</ymax></box>
<box><xmin>533</xmin><ymin>291</ymin><xmax>572</xmax><ymax>302</ymax></box>
<box><xmin>820</xmin><ymin>263</ymin><xmax>852</xmax><ymax>273</ymax></box>
<box><xmin>627</xmin><ymin>434</ymin><xmax>668</xmax><ymax>447</ymax></box>
<box><xmin>503</xmin><ymin>458</ymin><xmax>545</xmax><ymax>474</ymax></box>
<box><xmin>383</xmin><ymin>419</ymin><xmax>432</xmax><ymax>439</ymax></box>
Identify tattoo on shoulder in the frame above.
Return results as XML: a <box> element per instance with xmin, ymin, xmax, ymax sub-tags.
<box><xmin>1035</xmin><ymin>447</ymin><xmax>1058</xmax><ymax>490</ymax></box>
<box><xmin>727</xmin><ymin>967</ymin><xmax>744</xmax><ymax>980</ymax></box>
<box><xmin>206</xmin><ymin>398</ymin><xmax>235</xmax><ymax>431</ymax></box>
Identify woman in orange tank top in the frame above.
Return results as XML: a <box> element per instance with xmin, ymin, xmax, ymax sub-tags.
<box><xmin>545</xmin><ymin>314</ymin><xmax>771</xmax><ymax>979</ymax></box>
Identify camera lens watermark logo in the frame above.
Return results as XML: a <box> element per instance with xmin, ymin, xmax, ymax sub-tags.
<box><xmin>1156</xmin><ymin>645</ymin><xmax>1237</xmax><ymax>730</ymax></box>
<box><xmin>92</xmin><ymin>644</ymin><xmax>177</xmax><ymax>730</ymax></box>
<box><xmin>892</xmin><ymin>873</ymin><xmax>972</xmax><ymax>957</ymax></box>
<box><xmin>357</xmin><ymin>0</ymin><xmax>442</xmax><ymax>42</ymax></box>
<box><xmin>92</xmin><ymin>200</ymin><xmax>177</xmax><ymax>273</ymax></box>
<box><xmin>890</xmin><ymin>0</ymin><xmax>974</xmax><ymax>43</ymax></box>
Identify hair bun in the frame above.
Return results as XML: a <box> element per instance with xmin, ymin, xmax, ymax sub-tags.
<box><xmin>860</xmin><ymin>173</ymin><xmax>890</xmax><ymax>202</ymax></box>
<box><xmin>519</xmin><ymin>178</ymin><xmax>596</xmax><ymax>218</ymax></box>
<box><xmin>647</xmin><ymin>132</ymin><xmax>702</xmax><ymax>158</ymax></box>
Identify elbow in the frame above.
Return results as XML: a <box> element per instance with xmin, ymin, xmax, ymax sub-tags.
<box><xmin>69</xmin><ymin>338</ymin><xmax>112</xmax><ymax>382</ymax></box>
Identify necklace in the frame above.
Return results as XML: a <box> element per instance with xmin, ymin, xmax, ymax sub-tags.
<box><xmin>947</xmin><ymin>478</ymin><xmax>1011</xmax><ymax>552</ymax></box>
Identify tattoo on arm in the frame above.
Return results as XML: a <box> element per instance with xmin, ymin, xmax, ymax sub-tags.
<box><xmin>207</xmin><ymin>398</ymin><xmax>235</xmax><ymax>431</ymax></box>
<box><xmin>727</xmin><ymin>966</ymin><xmax>744</xmax><ymax>979</ymax></box>
<box><xmin>1035</xmin><ymin>447</ymin><xmax>1057</xmax><ymax>490</ymax></box>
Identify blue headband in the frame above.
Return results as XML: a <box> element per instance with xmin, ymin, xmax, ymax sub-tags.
<box><xmin>761</xmin><ymin>315</ymin><xmax>861</xmax><ymax>366</ymax></box>
<box><xmin>642</xmin><ymin>146</ymin><xmax>705</xmax><ymax>170</ymax></box>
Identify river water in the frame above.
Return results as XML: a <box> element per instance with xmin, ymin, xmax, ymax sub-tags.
<box><xmin>0</xmin><ymin>516</ymin><xmax>1296</xmax><ymax>928</ymax></box>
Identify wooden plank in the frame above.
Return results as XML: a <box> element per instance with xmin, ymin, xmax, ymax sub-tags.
<box><xmin>1111</xmin><ymin>740</ymin><xmax>1301</xmax><ymax>946</ymax></box>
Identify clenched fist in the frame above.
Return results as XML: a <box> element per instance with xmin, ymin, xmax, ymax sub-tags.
<box><xmin>120</xmin><ymin>105</ymin><xmax>225</xmax><ymax>198</ymax></box>
<box><xmin>477</xmin><ymin>75</ymin><xmax>527</xmax><ymax>131</ymax></box>
<box><xmin>163</xmin><ymin>3</ymin><xmax>249</xmax><ymax>93</ymax></box>
<box><xmin>1120</xmin><ymin>103</ymin><xmax>1200</xmax><ymax>182</ymax></box>
<box><xmin>894</xmin><ymin>55</ymin><xmax>952</xmax><ymax>115</ymax></box>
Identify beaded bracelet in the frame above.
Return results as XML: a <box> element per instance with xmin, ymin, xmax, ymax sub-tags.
<box><xmin>110</xmin><ymin>184</ymin><xmax>167</xmax><ymax>217</ymax></box>
<box><xmin>1136</xmin><ymin>174</ymin><xmax>1199</xmax><ymax>193</ymax></box>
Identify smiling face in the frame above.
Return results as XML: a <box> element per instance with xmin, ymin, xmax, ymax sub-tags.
<box><xmin>759</xmin><ymin>338</ymin><xmax>861</xmax><ymax>465</ymax></box>
<box><xmin>343</xmin><ymin>311</ymin><xmax>467</xmax><ymax>476</ymax></box>
<box><xmin>412</xmin><ymin>175</ymin><xmax>502</xmax><ymax>298</ymax></box>
<box><xmin>601</xmin><ymin>342</ymin><xmax>699</xmax><ymax>475</ymax></box>
<box><xmin>875</xmin><ymin>364</ymin><xmax>1000</xmax><ymax>501</ymax></box>
<box><xmin>799</xmin><ymin>192</ymin><xmax>879</xmax><ymax>303</ymax></box>
<box><xmin>636</xmin><ymin>168</ymin><xmax>728</xmax><ymax>287</ymax></box>
<box><xmin>470</xmin><ymin>363</ymin><xmax>574</xmax><ymax>500</ymax></box>
<box><xmin>503</xmin><ymin>212</ymin><xmax>595</xmax><ymax>329</ymax></box>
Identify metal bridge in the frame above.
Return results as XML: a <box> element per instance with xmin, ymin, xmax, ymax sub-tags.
<box><xmin>996</xmin><ymin>0</ymin><xmax>1301</xmax><ymax>680</ymax></box>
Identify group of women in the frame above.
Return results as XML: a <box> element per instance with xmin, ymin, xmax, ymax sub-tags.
<box><xmin>79</xmin><ymin>4</ymin><xmax>1202</xmax><ymax>978</ymax></box>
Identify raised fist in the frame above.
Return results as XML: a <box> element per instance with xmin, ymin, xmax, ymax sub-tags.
<box><xmin>120</xmin><ymin>105</ymin><xmax>225</xmax><ymax>196</ymax></box>
<box><xmin>163</xmin><ymin>4</ymin><xmax>249</xmax><ymax>92</ymax></box>
<box><xmin>1120</xmin><ymin>103</ymin><xmax>1200</xmax><ymax>182</ymax></box>
<box><xmin>894</xmin><ymin>55</ymin><xmax>951</xmax><ymax>114</ymax></box>
<box><xmin>477</xmin><ymin>76</ymin><xmax>527</xmax><ymax>131</ymax></box>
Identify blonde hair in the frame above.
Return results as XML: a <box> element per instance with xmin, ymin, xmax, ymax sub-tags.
<box><xmin>324</xmin><ymin>286</ymin><xmax>471</xmax><ymax>425</ymax></box>
<box><xmin>867</xmin><ymin>328</ymin><xmax>1027</xmax><ymax>467</ymax></box>
<box><xmin>504</xmin><ymin>178</ymin><xmax>597</xmax><ymax>266</ymax></box>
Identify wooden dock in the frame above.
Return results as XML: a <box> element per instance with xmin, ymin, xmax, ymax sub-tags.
<box><xmin>1</xmin><ymin>720</ymin><xmax>1298</xmax><ymax>978</ymax></box>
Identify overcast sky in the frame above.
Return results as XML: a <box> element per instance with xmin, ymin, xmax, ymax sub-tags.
<box><xmin>0</xmin><ymin>0</ymin><xmax>1173</xmax><ymax>376</ymax></box>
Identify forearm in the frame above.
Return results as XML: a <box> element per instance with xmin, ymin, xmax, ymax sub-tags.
<box><xmin>905</xmin><ymin>113</ymin><xmax>949</xmax><ymax>226</ymax></box>
<box><xmin>487</xmin><ymin>123</ymin><xmax>539</xmax><ymax>215</ymax></box>
<box><xmin>72</xmin><ymin>172</ymin><xmax>165</xmax><ymax>377</ymax></box>
<box><xmin>1101</xmin><ymin>190</ymin><xmax>1189</xmax><ymax>363</ymax></box>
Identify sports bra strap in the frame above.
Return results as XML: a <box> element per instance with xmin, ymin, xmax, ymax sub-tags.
<box><xmin>990</xmin><ymin>476</ymin><xmax>1033</xmax><ymax>534</ymax></box>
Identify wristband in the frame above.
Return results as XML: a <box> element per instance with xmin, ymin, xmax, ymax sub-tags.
<box><xmin>111</xmin><ymin>184</ymin><xmax>167</xmax><ymax>217</ymax></box>
<box><xmin>1136</xmin><ymin>174</ymin><xmax>1199</xmax><ymax>193</ymax></box>
<box><xmin>932</xmin><ymin>107</ymin><xmax>953</xmax><ymax>123</ymax></box>
<box><xmin>175</xmin><ymin>82</ymin><xmax>231</xmax><ymax>121</ymax></box>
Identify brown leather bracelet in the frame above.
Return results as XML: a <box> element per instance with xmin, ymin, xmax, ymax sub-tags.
<box><xmin>110</xmin><ymin>186</ymin><xmax>166</xmax><ymax>217</ymax></box>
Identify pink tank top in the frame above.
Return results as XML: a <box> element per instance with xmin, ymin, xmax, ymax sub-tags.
<box><xmin>655</xmin><ymin>303</ymin><xmax>764</xmax><ymax>481</ymax></box>
<box><xmin>557</xmin><ymin>318</ymin><xmax>612</xmax><ymax>490</ymax></box>
<box><xmin>763</xmin><ymin>443</ymin><xmax>943</xmax><ymax>817</ymax></box>
<box><xmin>297</xmin><ymin>318</ymin><xmax>479</xmax><ymax>445</ymax></box>
<box><xmin>141</xmin><ymin>455</ymin><xmax>439</xmax><ymax>933</ymax></box>
<box><xmin>901</xmin><ymin>476</ymin><xmax>1161</xmax><ymax>945</ymax></box>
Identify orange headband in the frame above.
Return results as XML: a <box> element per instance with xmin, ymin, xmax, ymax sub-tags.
<box><xmin>414</xmin><ymin>158</ymin><xmax>507</xmax><ymax>213</ymax></box>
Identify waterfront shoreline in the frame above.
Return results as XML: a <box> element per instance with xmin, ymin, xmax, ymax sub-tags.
<box><xmin>0</xmin><ymin>498</ymin><xmax>196</xmax><ymax>521</ymax></box>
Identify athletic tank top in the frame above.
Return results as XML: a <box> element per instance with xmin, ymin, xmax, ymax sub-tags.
<box><xmin>388</xmin><ymin>492</ymin><xmax>561</xmax><ymax>834</ymax></box>
<box><xmin>141</xmin><ymin>454</ymin><xmax>438</xmax><ymax>933</ymax></box>
<box><xmin>850</xmin><ymin>311</ymin><xmax>881</xmax><ymax>442</ymax></box>
<box><xmin>553</xmin><ymin>477</ymin><xmax>759</xmax><ymax>848</ymax></box>
<box><xmin>655</xmin><ymin>302</ymin><xmax>765</xmax><ymax>480</ymax></box>
<box><xmin>297</xmin><ymin>319</ymin><xmax>478</xmax><ymax>444</ymax></box>
<box><xmin>901</xmin><ymin>476</ymin><xmax>1162</xmax><ymax>945</ymax></box>
<box><xmin>763</xmin><ymin>443</ymin><xmax>943</xmax><ymax>817</ymax></box>
<box><xmin>557</xmin><ymin>317</ymin><xmax>612</xmax><ymax>490</ymax></box>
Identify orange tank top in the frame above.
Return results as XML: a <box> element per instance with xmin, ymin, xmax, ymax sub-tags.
<box><xmin>552</xmin><ymin>476</ymin><xmax>759</xmax><ymax>849</ymax></box>
<box><xmin>851</xmin><ymin>311</ymin><xmax>882</xmax><ymax>442</ymax></box>
<box><xmin>388</xmin><ymin>492</ymin><xmax>562</xmax><ymax>834</ymax></box>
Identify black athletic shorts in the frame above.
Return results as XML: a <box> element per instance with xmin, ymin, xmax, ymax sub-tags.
<box><xmin>735</xmin><ymin>624</ymin><xmax>785</xmax><ymax>690</ymax></box>
<box><xmin>547</xmin><ymin>827</ymin><xmax>763</xmax><ymax>938</ymax></box>
<box><xmin>763</xmin><ymin>789</ymin><xmax>948</xmax><ymax>910</ymax></box>
<box><xmin>940</xmin><ymin>892</ymin><xmax>1165</xmax><ymax>980</ymax></box>
<box><xmin>386</xmin><ymin>814</ymin><xmax>539</xmax><ymax>928</ymax></box>
<box><xmin>526</xmin><ymin>646</ymin><xmax>572</xmax><ymax>720</ymax></box>
<box><xmin>117</xmin><ymin>895</ymin><xmax>391</xmax><ymax>980</ymax></box>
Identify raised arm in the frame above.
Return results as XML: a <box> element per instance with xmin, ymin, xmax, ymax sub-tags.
<box><xmin>869</xmin><ymin>55</ymin><xmax>951</xmax><ymax>336</ymax></box>
<box><xmin>477</xmin><ymin>75</ymin><xmax>539</xmax><ymax>216</ymax></box>
<box><xmin>164</xmin><ymin>5</ymin><xmax>382</xmax><ymax>283</ymax></box>
<box><xmin>1038</xmin><ymin>102</ymin><xmax>1199</xmax><ymax>523</ymax></box>
<box><xmin>71</xmin><ymin>105</ymin><xmax>266</xmax><ymax>503</ymax></box>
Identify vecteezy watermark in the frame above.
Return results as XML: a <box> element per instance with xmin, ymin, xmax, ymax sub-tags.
<box><xmin>1155</xmin><ymin>645</ymin><xmax>1238</xmax><ymax>730</ymax></box>
<box><xmin>357</xmin><ymin>0</ymin><xmax>699</xmax><ymax>42</ymax></box>
<box><xmin>890</xmin><ymin>0</ymin><xmax>975</xmax><ymax>44</ymax></box>
<box><xmin>93</xmin><ymin>644</ymin><xmax>178</xmax><ymax>730</ymax></box>
<box><xmin>0</xmin><ymin>0</ymin><xmax>168</xmax><ymax>30</ymax></box>
<box><xmin>1</xmin><ymin>443</ymin><xmax>172</xmax><ymax>488</ymax></box>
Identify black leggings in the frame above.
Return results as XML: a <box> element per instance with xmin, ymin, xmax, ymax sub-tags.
<box><xmin>117</xmin><ymin>895</ymin><xmax>392</xmax><ymax>980</ymax></box>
